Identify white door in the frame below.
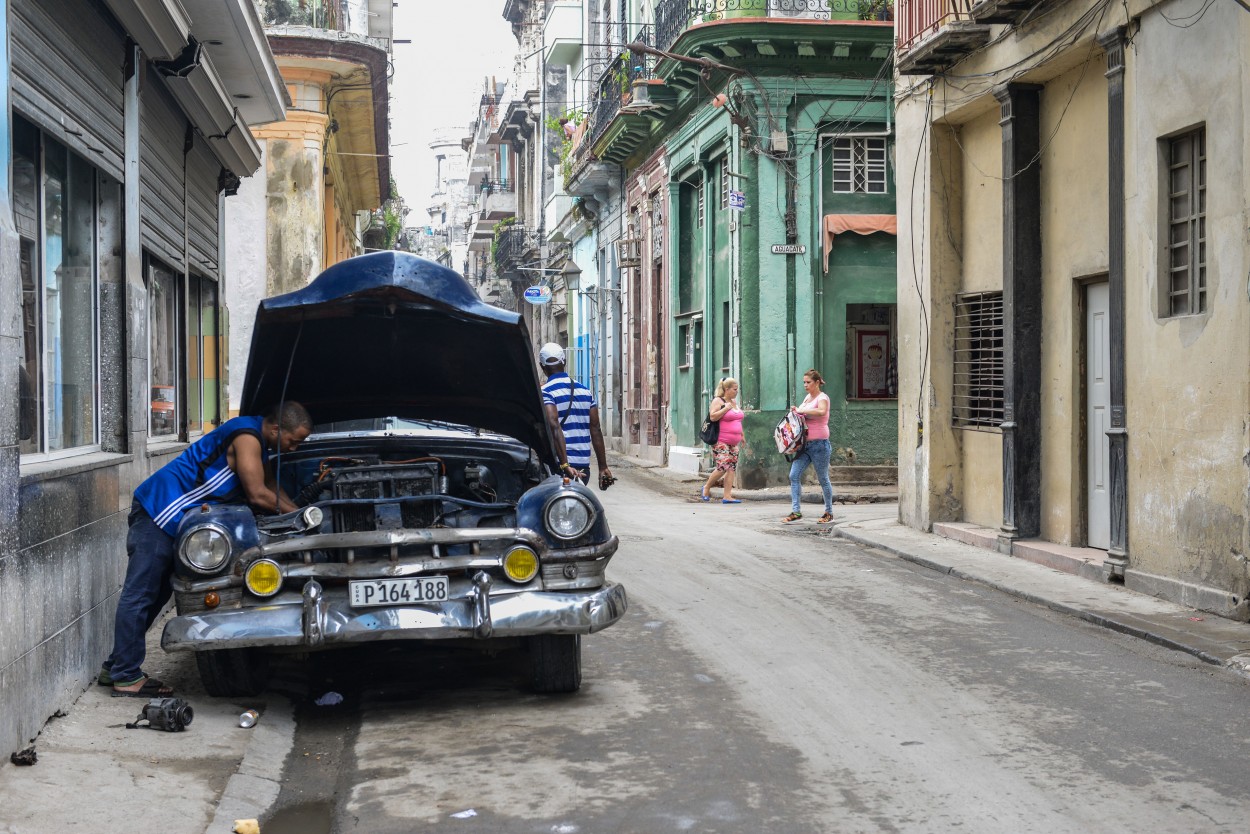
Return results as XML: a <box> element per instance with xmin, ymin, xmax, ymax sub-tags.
<box><xmin>1086</xmin><ymin>282</ymin><xmax>1111</xmax><ymax>549</ymax></box>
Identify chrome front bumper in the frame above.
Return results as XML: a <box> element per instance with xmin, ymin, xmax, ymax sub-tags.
<box><xmin>161</xmin><ymin>578</ymin><xmax>628</xmax><ymax>652</ymax></box>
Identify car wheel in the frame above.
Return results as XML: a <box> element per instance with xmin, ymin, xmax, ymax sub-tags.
<box><xmin>528</xmin><ymin>634</ymin><xmax>581</xmax><ymax>693</ymax></box>
<box><xmin>195</xmin><ymin>648</ymin><xmax>271</xmax><ymax>697</ymax></box>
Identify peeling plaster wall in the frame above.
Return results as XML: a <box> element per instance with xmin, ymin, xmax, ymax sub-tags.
<box><xmin>1123</xmin><ymin>2</ymin><xmax>1250</xmax><ymax>607</ymax></box>
<box><xmin>224</xmin><ymin>142</ymin><xmax>269</xmax><ymax>415</ymax></box>
<box><xmin>265</xmin><ymin>136</ymin><xmax>325</xmax><ymax>296</ymax></box>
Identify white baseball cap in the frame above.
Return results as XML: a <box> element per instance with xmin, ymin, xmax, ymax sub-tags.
<box><xmin>538</xmin><ymin>343</ymin><xmax>566</xmax><ymax>366</ymax></box>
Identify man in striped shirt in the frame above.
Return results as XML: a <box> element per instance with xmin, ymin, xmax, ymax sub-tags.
<box><xmin>539</xmin><ymin>343</ymin><xmax>613</xmax><ymax>486</ymax></box>
<box><xmin>103</xmin><ymin>402</ymin><xmax>313</xmax><ymax>697</ymax></box>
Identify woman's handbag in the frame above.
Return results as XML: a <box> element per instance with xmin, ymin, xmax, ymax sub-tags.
<box><xmin>698</xmin><ymin>416</ymin><xmax>720</xmax><ymax>445</ymax></box>
<box><xmin>774</xmin><ymin>410</ymin><xmax>806</xmax><ymax>460</ymax></box>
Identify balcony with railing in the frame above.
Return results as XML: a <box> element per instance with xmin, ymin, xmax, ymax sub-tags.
<box><xmin>565</xmin><ymin>27</ymin><xmax>673</xmax><ymax>187</ymax></box>
<box><xmin>895</xmin><ymin>0</ymin><xmax>991</xmax><ymax>74</ymax></box>
<box><xmin>478</xmin><ymin>178</ymin><xmax>518</xmax><ymax>222</ymax></box>
<box><xmin>655</xmin><ymin>0</ymin><xmax>892</xmax><ymax>53</ymax></box>
<box><xmin>493</xmin><ymin>224</ymin><xmax>536</xmax><ymax>275</ymax></box>
<box><xmin>257</xmin><ymin>0</ymin><xmax>393</xmax><ymax>45</ymax></box>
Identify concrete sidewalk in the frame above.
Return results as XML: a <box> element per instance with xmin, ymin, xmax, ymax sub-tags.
<box><xmin>618</xmin><ymin>452</ymin><xmax>1250</xmax><ymax>680</ymax></box>
<box><xmin>0</xmin><ymin>616</ymin><xmax>296</xmax><ymax>834</ymax></box>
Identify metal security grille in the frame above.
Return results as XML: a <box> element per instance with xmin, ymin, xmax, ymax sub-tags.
<box><xmin>831</xmin><ymin>136</ymin><xmax>887</xmax><ymax>193</ymax></box>
<box><xmin>953</xmin><ymin>292</ymin><xmax>1004</xmax><ymax>428</ymax></box>
<box><xmin>1165</xmin><ymin>127</ymin><xmax>1206</xmax><ymax>317</ymax></box>
<box><xmin>720</xmin><ymin>157</ymin><xmax>730</xmax><ymax>209</ymax></box>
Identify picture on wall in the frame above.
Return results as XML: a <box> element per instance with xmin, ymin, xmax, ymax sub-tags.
<box><xmin>851</xmin><ymin>326</ymin><xmax>892</xmax><ymax>399</ymax></box>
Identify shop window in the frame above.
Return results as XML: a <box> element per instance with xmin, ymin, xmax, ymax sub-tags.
<box><xmin>845</xmin><ymin>304</ymin><xmax>896</xmax><ymax>400</ymax></box>
<box><xmin>149</xmin><ymin>260</ymin><xmax>179</xmax><ymax>438</ymax></box>
<box><xmin>1162</xmin><ymin>126</ymin><xmax>1206</xmax><ymax>317</ymax></box>
<box><xmin>14</xmin><ymin>113</ymin><xmax>116</xmax><ymax>458</ymax></box>
<box><xmin>189</xmin><ymin>273</ymin><xmax>221</xmax><ymax>435</ymax></box>
<box><xmin>952</xmin><ymin>292</ymin><xmax>1004</xmax><ymax>428</ymax></box>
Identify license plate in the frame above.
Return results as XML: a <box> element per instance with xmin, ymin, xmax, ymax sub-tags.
<box><xmin>349</xmin><ymin>577</ymin><xmax>450</xmax><ymax>607</ymax></box>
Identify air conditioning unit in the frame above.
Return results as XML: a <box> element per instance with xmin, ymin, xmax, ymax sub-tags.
<box><xmin>615</xmin><ymin>237</ymin><xmax>642</xmax><ymax>268</ymax></box>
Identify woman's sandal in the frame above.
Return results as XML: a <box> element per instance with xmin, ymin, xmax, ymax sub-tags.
<box><xmin>782</xmin><ymin>512</ymin><xmax>803</xmax><ymax>523</ymax></box>
<box><xmin>817</xmin><ymin>513</ymin><xmax>835</xmax><ymax>524</ymax></box>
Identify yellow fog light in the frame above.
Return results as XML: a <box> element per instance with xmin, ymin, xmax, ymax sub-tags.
<box><xmin>245</xmin><ymin>559</ymin><xmax>283</xmax><ymax>597</ymax></box>
<box><xmin>503</xmin><ymin>546</ymin><xmax>539</xmax><ymax>583</ymax></box>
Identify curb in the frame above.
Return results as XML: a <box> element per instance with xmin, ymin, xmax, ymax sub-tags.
<box><xmin>202</xmin><ymin>696</ymin><xmax>297</xmax><ymax>833</ymax></box>
<box><xmin>833</xmin><ymin>525</ymin><xmax>1250</xmax><ymax>682</ymax></box>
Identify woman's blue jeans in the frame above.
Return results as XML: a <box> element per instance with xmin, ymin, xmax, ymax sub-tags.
<box><xmin>789</xmin><ymin>438</ymin><xmax>833</xmax><ymax>514</ymax></box>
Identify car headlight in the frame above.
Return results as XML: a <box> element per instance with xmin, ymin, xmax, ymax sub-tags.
<box><xmin>543</xmin><ymin>493</ymin><xmax>594</xmax><ymax>541</ymax></box>
<box><xmin>244</xmin><ymin>559</ymin><xmax>283</xmax><ymax>597</ymax></box>
<box><xmin>179</xmin><ymin>524</ymin><xmax>232</xmax><ymax>574</ymax></box>
<box><xmin>503</xmin><ymin>545</ymin><xmax>539</xmax><ymax>583</ymax></box>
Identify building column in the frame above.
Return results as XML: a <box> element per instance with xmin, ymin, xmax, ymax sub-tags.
<box><xmin>995</xmin><ymin>83</ymin><xmax>1044</xmax><ymax>552</ymax></box>
<box><xmin>1099</xmin><ymin>27</ymin><xmax>1130</xmax><ymax>578</ymax></box>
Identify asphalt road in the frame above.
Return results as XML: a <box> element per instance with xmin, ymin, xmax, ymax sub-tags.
<box><xmin>261</xmin><ymin>467</ymin><xmax>1250</xmax><ymax>834</ymax></box>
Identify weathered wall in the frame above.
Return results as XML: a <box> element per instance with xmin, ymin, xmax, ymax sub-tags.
<box><xmin>1123</xmin><ymin>1</ymin><xmax>1250</xmax><ymax>609</ymax></box>
<box><xmin>1038</xmin><ymin>62</ymin><xmax>1108</xmax><ymax>545</ymax></box>
<box><xmin>224</xmin><ymin>141</ymin><xmax>270</xmax><ymax>415</ymax></box>
<box><xmin>258</xmin><ymin>110</ymin><xmax>328</xmax><ymax>296</ymax></box>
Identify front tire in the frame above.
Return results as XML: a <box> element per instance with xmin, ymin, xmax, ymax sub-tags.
<box><xmin>528</xmin><ymin>634</ymin><xmax>582</xmax><ymax>693</ymax></box>
<box><xmin>196</xmin><ymin>648</ymin><xmax>271</xmax><ymax>697</ymax></box>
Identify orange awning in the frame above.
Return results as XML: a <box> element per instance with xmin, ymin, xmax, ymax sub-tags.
<box><xmin>823</xmin><ymin>214</ymin><xmax>897</xmax><ymax>273</ymax></box>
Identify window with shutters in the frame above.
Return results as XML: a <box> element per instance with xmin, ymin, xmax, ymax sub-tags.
<box><xmin>1161</xmin><ymin>127</ymin><xmax>1206</xmax><ymax>317</ymax></box>
<box><xmin>830</xmin><ymin>136</ymin><xmax>888</xmax><ymax>194</ymax></box>
<box><xmin>952</xmin><ymin>292</ymin><xmax>1004</xmax><ymax>429</ymax></box>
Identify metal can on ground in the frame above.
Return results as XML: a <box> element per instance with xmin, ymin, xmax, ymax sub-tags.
<box><xmin>238</xmin><ymin>709</ymin><xmax>259</xmax><ymax>728</ymax></box>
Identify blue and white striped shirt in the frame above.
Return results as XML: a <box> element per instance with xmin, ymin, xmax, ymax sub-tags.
<box><xmin>542</xmin><ymin>372</ymin><xmax>596</xmax><ymax>468</ymax></box>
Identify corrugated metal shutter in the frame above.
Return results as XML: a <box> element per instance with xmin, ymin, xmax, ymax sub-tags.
<box><xmin>141</xmin><ymin>73</ymin><xmax>188</xmax><ymax>269</ymax></box>
<box><xmin>10</xmin><ymin>0</ymin><xmax>125</xmax><ymax>180</ymax></box>
<box><xmin>186</xmin><ymin>138</ymin><xmax>220</xmax><ymax>278</ymax></box>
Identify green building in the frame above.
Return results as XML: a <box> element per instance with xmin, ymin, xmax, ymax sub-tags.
<box><xmin>578</xmin><ymin>2</ymin><xmax>897</xmax><ymax>485</ymax></box>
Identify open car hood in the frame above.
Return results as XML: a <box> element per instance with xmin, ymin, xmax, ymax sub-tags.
<box><xmin>240</xmin><ymin>252</ymin><xmax>556</xmax><ymax>465</ymax></box>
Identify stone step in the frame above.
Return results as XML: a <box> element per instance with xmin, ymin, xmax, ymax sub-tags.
<box><xmin>828</xmin><ymin>465</ymin><xmax>897</xmax><ymax>485</ymax></box>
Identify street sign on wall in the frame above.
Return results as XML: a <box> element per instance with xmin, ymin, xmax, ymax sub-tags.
<box><xmin>728</xmin><ymin>190</ymin><xmax>746</xmax><ymax>211</ymax></box>
<box><xmin>771</xmin><ymin>244</ymin><xmax>806</xmax><ymax>255</ymax></box>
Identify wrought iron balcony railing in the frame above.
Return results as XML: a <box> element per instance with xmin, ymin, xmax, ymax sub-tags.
<box><xmin>582</xmin><ymin>27</ymin><xmax>658</xmax><ymax>150</ymax></box>
<box><xmin>655</xmin><ymin>0</ymin><xmax>891</xmax><ymax>52</ymax></box>
<box><xmin>479</xmin><ymin>178</ymin><xmax>515</xmax><ymax>193</ymax></box>
<box><xmin>493</xmin><ymin>225</ymin><xmax>533</xmax><ymax>270</ymax></box>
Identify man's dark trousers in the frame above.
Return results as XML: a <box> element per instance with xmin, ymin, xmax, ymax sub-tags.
<box><xmin>105</xmin><ymin>501</ymin><xmax>175</xmax><ymax>684</ymax></box>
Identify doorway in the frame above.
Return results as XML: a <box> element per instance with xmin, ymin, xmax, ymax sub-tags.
<box><xmin>1085</xmin><ymin>281</ymin><xmax>1110</xmax><ymax>549</ymax></box>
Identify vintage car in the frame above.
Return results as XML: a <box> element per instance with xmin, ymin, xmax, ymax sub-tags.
<box><xmin>160</xmin><ymin>252</ymin><xmax>627</xmax><ymax>697</ymax></box>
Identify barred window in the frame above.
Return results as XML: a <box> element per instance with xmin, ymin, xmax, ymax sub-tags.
<box><xmin>831</xmin><ymin>136</ymin><xmax>887</xmax><ymax>194</ymax></box>
<box><xmin>697</xmin><ymin>182</ymin><xmax>704</xmax><ymax>228</ymax></box>
<box><xmin>953</xmin><ymin>292</ymin><xmax>1004</xmax><ymax>429</ymax></box>
<box><xmin>1163</xmin><ymin>127</ymin><xmax>1206</xmax><ymax>317</ymax></box>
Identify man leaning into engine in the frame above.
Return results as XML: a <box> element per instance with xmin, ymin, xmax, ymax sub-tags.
<box><xmin>101</xmin><ymin>401</ymin><xmax>314</xmax><ymax>697</ymax></box>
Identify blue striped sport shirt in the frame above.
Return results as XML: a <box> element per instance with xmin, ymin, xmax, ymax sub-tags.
<box><xmin>133</xmin><ymin>415</ymin><xmax>270</xmax><ymax>535</ymax></box>
<box><xmin>542</xmin><ymin>372</ymin><xmax>596</xmax><ymax>469</ymax></box>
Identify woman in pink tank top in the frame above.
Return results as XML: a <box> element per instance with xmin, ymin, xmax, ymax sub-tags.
<box><xmin>700</xmin><ymin>378</ymin><xmax>745</xmax><ymax>503</ymax></box>
<box><xmin>782</xmin><ymin>369</ymin><xmax>835</xmax><ymax>524</ymax></box>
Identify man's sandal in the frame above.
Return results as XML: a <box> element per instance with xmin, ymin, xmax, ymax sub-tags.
<box><xmin>111</xmin><ymin>677</ymin><xmax>174</xmax><ymax>698</ymax></box>
<box><xmin>781</xmin><ymin>512</ymin><xmax>803</xmax><ymax>523</ymax></box>
<box><xmin>817</xmin><ymin>513</ymin><xmax>835</xmax><ymax>524</ymax></box>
